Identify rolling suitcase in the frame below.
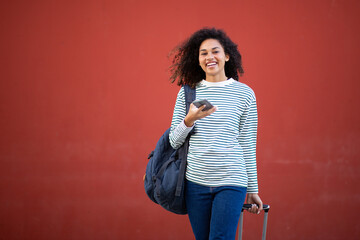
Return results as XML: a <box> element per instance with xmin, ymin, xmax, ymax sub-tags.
<box><xmin>238</xmin><ymin>204</ymin><xmax>270</xmax><ymax>240</ymax></box>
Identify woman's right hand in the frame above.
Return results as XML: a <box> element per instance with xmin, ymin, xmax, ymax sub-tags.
<box><xmin>184</xmin><ymin>103</ymin><xmax>217</xmax><ymax>127</ymax></box>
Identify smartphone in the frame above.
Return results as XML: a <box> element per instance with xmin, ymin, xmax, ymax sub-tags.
<box><xmin>192</xmin><ymin>99</ymin><xmax>214</xmax><ymax>111</ymax></box>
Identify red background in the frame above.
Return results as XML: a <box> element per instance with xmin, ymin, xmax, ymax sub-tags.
<box><xmin>1</xmin><ymin>0</ymin><xmax>359</xmax><ymax>239</ymax></box>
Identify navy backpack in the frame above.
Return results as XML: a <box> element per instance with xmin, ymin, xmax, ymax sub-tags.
<box><xmin>144</xmin><ymin>85</ymin><xmax>195</xmax><ymax>214</ymax></box>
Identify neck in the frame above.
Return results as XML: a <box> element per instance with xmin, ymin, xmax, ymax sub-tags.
<box><xmin>205</xmin><ymin>73</ymin><xmax>228</xmax><ymax>82</ymax></box>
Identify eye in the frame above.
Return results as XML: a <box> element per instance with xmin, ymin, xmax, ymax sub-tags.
<box><xmin>200</xmin><ymin>52</ymin><xmax>207</xmax><ymax>56</ymax></box>
<box><xmin>213</xmin><ymin>51</ymin><xmax>219</xmax><ymax>54</ymax></box>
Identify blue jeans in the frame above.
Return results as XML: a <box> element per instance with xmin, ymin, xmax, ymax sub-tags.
<box><xmin>185</xmin><ymin>180</ymin><xmax>247</xmax><ymax>240</ymax></box>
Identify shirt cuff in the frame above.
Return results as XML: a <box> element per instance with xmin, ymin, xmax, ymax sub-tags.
<box><xmin>179</xmin><ymin>119</ymin><xmax>195</xmax><ymax>134</ymax></box>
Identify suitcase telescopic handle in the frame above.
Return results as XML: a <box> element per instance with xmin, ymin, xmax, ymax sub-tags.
<box><xmin>239</xmin><ymin>204</ymin><xmax>270</xmax><ymax>240</ymax></box>
<box><xmin>242</xmin><ymin>204</ymin><xmax>270</xmax><ymax>212</ymax></box>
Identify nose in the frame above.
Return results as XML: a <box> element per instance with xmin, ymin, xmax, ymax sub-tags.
<box><xmin>206</xmin><ymin>53</ymin><xmax>214</xmax><ymax>60</ymax></box>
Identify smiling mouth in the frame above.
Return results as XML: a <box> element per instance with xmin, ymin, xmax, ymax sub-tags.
<box><xmin>206</xmin><ymin>62</ymin><xmax>217</xmax><ymax>67</ymax></box>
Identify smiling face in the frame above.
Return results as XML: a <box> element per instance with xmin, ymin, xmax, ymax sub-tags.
<box><xmin>199</xmin><ymin>38</ymin><xmax>229</xmax><ymax>80</ymax></box>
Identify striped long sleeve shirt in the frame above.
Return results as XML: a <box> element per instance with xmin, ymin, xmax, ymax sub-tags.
<box><xmin>169</xmin><ymin>78</ymin><xmax>259</xmax><ymax>193</ymax></box>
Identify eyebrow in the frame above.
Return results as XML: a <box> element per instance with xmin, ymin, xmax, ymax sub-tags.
<box><xmin>200</xmin><ymin>47</ymin><xmax>220</xmax><ymax>51</ymax></box>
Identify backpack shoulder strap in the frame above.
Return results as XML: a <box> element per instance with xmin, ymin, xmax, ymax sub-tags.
<box><xmin>174</xmin><ymin>84</ymin><xmax>195</xmax><ymax>198</ymax></box>
<box><xmin>183</xmin><ymin>84</ymin><xmax>196</xmax><ymax>114</ymax></box>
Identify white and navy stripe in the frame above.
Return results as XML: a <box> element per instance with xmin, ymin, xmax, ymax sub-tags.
<box><xmin>169</xmin><ymin>78</ymin><xmax>259</xmax><ymax>193</ymax></box>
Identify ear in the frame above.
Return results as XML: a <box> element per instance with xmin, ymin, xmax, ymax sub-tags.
<box><xmin>225</xmin><ymin>54</ymin><xmax>230</xmax><ymax>62</ymax></box>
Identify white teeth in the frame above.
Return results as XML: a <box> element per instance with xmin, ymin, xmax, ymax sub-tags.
<box><xmin>207</xmin><ymin>63</ymin><xmax>216</xmax><ymax>66</ymax></box>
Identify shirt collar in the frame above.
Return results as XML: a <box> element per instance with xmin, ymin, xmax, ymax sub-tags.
<box><xmin>199</xmin><ymin>78</ymin><xmax>235</xmax><ymax>87</ymax></box>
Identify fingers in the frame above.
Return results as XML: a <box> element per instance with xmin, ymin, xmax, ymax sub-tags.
<box><xmin>190</xmin><ymin>104</ymin><xmax>217</xmax><ymax>120</ymax></box>
<box><xmin>189</xmin><ymin>103</ymin><xmax>207</xmax><ymax>113</ymax></box>
<box><xmin>198</xmin><ymin>105</ymin><xmax>207</xmax><ymax>111</ymax></box>
<box><xmin>200</xmin><ymin>106</ymin><xmax>217</xmax><ymax>118</ymax></box>
<box><xmin>258</xmin><ymin>202</ymin><xmax>263</xmax><ymax>213</ymax></box>
<box><xmin>254</xmin><ymin>197</ymin><xmax>263</xmax><ymax>214</ymax></box>
<box><xmin>248</xmin><ymin>202</ymin><xmax>262</xmax><ymax>214</ymax></box>
<box><xmin>246</xmin><ymin>193</ymin><xmax>263</xmax><ymax>214</ymax></box>
<box><xmin>203</xmin><ymin>107</ymin><xmax>217</xmax><ymax>116</ymax></box>
<box><xmin>247</xmin><ymin>204</ymin><xmax>259</xmax><ymax>214</ymax></box>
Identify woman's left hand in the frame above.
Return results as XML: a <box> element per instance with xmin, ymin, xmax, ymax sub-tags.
<box><xmin>246</xmin><ymin>193</ymin><xmax>263</xmax><ymax>214</ymax></box>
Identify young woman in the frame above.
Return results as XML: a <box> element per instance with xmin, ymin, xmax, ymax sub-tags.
<box><xmin>169</xmin><ymin>28</ymin><xmax>263</xmax><ymax>240</ymax></box>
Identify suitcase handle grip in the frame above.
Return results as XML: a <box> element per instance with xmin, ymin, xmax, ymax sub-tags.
<box><xmin>242</xmin><ymin>204</ymin><xmax>270</xmax><ymax>212</ymax></box>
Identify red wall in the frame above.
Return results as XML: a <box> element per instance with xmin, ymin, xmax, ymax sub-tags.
<box><xmin>1</xmin><ymin>0</ymin><xmax>359</xmax><ymax>239</ymax></box>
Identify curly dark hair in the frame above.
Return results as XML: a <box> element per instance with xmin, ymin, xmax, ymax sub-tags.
<box><xmin>169</xmin><ymin>27</ymin><xmax>244</xmax><ymax>88</ymax></box>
